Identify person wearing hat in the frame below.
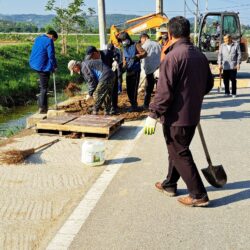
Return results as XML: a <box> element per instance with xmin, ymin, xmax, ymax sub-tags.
<box><xmin>140</xmin><ymin>33</ymin><xmax>161</xmax><ymax>109</ymax></box>
<box><xmin>118</xmin><ymin>32</ymin><xmax>147</xmax><ymax>112</ymax></box>
<box><xmin>85</xmin><ymin>45</ymin><xmax>121</xmax><ymax>114</ymax></box>
<box><xmin>85</xmin><ymin>45</ymin><xmax>114</xmax><ymax>68</ymax></box>
<box><xmin>68</xmin><ymin>47</ymin><xmax>115</xmax><ymax>115</ymax></box>
<box><xmin>29</xmin><ymin>30</ymin><xmax>58</xmax><ymax>114</ymax></box>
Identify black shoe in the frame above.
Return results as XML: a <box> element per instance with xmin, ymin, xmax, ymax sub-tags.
<box><xmin>110</xmin><ymin>108</ymin><xmax>117</xmax><ymax>115</ymax></box>
<box><xmin>92</xmin><ymin>110</ymin><xmax>98</xmax><ymax>115</ymax></box>
<box><xmin>38</xmin><ymin>108</ymin><xmax>48</xmax><ymax>114</ymax></box>
<box><xmin>91</xmin><ymin>107</ymin><xmax>99</xmax><ymax>115</ymax></box>
<box><xmin>128</xmin><ymin>106</ymin><xmax>139</xmax><ymax>112</ymax></box>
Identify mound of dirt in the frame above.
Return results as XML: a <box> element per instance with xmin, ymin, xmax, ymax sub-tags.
<box><xmin>58</xmin><ymin>90</ymin><xmax>150</xmax><ymax>121</ymax></box>
<box><xmin>64</xmin><ymin>83</ymin><xmax>81</xmax><ymax>97</ymax></box>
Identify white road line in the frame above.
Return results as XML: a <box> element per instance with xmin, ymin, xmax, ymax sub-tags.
<box><xmin>46</xmin><ymin>122</ymin><xmax>144</xmax><ymax>250</ymax></box>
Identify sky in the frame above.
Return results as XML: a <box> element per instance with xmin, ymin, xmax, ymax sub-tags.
<box><xmin>0</xmin><ymin>0</ymin><xmax>249</xmax><ymax>24</ymax></box>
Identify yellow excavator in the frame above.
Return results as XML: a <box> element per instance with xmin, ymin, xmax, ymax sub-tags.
<box><xmin>109</xmin><ymin>13</ymin><xmax>169</xmax><ymax>47</ymax></box>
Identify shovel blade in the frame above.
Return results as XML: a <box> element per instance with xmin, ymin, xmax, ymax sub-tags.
<box><xmin>201</xmin><ymin>165</ymin><xmax>227</xmax><ymax>188</ymax></box>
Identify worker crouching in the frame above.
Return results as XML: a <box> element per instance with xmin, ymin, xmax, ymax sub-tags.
<box><xmin>68</xmin><ymin>48</ymin><xmax>115</xmax><ymax>115</ymax></box>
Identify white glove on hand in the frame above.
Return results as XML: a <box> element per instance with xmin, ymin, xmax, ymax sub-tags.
<box><xmin>112</xmin><ymin>61</ymin><xmax>118</xmax><ymax>71</ymax></box>
<box><xmin>84</xmin><ymin>94</ymin><xmax>93</xmax><ymax>101</ymax></box>
<box><xmin>144</xmin><ymin>116</ymin><xmax>157</xmax><ymax>135</ymax></box>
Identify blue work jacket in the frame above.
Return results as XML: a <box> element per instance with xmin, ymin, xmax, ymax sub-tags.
<box><xmin>29</xmin><ymin>34</ymin><xmax>57</xmax><ymax>72</ymax></box>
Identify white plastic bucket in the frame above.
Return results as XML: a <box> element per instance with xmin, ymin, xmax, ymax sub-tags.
<box><xmin>81</xmin><ymin>140</ymin><xmax>105</xmax><ymax>166</ymax></box>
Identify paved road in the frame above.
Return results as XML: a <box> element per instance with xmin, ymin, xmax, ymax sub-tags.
<box><xmin>0</xmin><ymin>122</ymin><xmax>142</xmax><ymax>249</ymax></box>
<box><xmin>68</xmin><ymin>89</ymin><xmax>250</xmax><ymax>250</ymax></box>
<box><xmin>0</xmin><ymin>65</ymin><xmax>250</xmax><ymax>249</ymax></box>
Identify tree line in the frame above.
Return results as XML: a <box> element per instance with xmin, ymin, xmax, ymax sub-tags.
<box><xmin>0</xmin><ymin>20</ymin><xmax>39</xmax><ymax>33</ymax></box>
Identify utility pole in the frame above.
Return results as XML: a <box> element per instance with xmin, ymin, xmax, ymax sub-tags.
<box><xmin>156</xmin><ymin>0</ymin><xmax>163</xmax><ymax>14</ymax></box>
<box><xmin>194</xmin><ymin>0</ymin><xmax>199</xmax><ymax>45</ymax></box>
<box><xmin>184</xmin><ymin>0</ymin><xmax>186</xmax><ymax>17</ymax></box>
<box><xmin>156</xmin><ymin>0</ymin><xmax>163</xmax><ymax>40</ymax></box>
<box><xmin>205</xmin><ymin>0</ymin><xmax>208</xmax><ymax>12</ymax></box>
<box><xmin>97</xmin><ymin>0</ymin><xmax>107</xmax><ymax>49</ymax></box>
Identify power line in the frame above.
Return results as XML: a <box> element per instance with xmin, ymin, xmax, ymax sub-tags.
<box><xmin>185</xmin><ymin>1</ymin><xmax>195</xmax><ymax>15</ymax></box>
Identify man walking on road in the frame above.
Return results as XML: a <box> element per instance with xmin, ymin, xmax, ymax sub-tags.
<box><xmin>29</xmin><ymin>30</ymin><xmax>58</xmax><ymax>114</ymax></box>
<box><xmin>140</xmin><ymin>33</ymin><xmax>161</xmax><ymax>109</ymax></box>
<box><xmin>143</xmin><ymin>16</ymin><xmax>214</xmax><ymax>207</ymax></box>
<box><xmin>218</xmin><ymin>34</ymin><xmax>241</xmax><ymax>97</ymax></box>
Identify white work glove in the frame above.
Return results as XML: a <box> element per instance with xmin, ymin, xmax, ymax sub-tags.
<box><xmin>112</xmin><ymin>61</ymin><xmax>118</xmax><ymax>71</ymax></box>
<box><xmin>84</xmin><ymin>94</ymin><xmax>93</xmax><ymax>101</ymax></box>
<box><xmin>144</xmin><ymin>116</ymin><xmax>157</xmax><ymax>135</ymax></box>
<box><xmin>154</xmin><ymin>68</ymin><xmax>160</xmax><ymax>79</ymax></box>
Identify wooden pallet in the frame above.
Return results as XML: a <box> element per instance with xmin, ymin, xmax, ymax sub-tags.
<box><xmin>36</xmin><ymin>115</ymin><xmax>124</xmax><ymax>139</ymax></box>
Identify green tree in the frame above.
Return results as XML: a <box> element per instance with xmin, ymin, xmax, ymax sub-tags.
<box><xmin>45</xmin><ymin>0</ymin><xmax>86</xmax><ymax>55</ymax></box>
<box><xmin>88</xmin><ymin>7</ymin><xmax>96</xmax><ymax>16</ymax></box>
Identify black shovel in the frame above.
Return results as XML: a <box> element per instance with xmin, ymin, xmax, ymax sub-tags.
<box><xmin>197</xmin><ymin>123</ymin><xmax>227</xmax><ymax>188</ymax></box>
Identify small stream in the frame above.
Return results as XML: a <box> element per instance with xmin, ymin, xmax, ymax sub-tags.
<box><xmin>0</xmin><ymin>94</ymin><xmax>67</xmax><ymax>137</ymax></box>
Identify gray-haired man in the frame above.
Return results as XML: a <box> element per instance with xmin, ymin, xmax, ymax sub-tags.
<box><xmin>218</xmin><ymin>34</ymin><xmax>241</xmax><ymax>97</ymax></box>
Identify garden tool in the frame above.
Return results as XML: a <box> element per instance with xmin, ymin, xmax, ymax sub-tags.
<box><xmin>197</xmin><ymin>123</ymin><xmax>227</xmax><ymax>188</ymax></box>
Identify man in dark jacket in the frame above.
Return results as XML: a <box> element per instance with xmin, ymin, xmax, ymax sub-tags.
<box><xmin>144</xmin><ymin>16</ymin><xmax>214</xmax><ymax>207</ymax></box>
<box><xmin>68</xmin><ymin>53</ymin><xmax>115</xmax><ymax>115</ymax></box>
<box><xmin>29</xmin><ymin>30</ymin><xmax>58</xmax><ymax>114</ymax></box>
<box><xmin>118</xmin><ymin>32</ymin><xmax>147</xmax><ymax>112</ymax></box>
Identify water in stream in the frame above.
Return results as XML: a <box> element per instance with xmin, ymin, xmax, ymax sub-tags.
<box><xmin>0</xmin><ymin>94</ymin><xmax>66</xmax><ymax>137</ymax></box>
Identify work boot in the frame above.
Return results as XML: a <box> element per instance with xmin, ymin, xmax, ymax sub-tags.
<box><xmin>155</xmin><ymin>182</ymin><xmax>177</xmax><ymax>197</ymax></box>
<box><xmin>178</xmin><ymin>195</ymin><xmax>209</xmax><ymax>207</ymax></box>
<box><xmin>128</xmin><ymin>106</ymin><xmax>139</xmax><ymax>112</ymax></box>
<box><xmin>92</xmin><ymin>109</ymin><xmax>98</xmax><ymax>115</ymax></box>
<box><xmin>38</xmin><ymin>108</ymin><xmax>48</xmax><ymax>114</ymax></box>
<box><xmin>110</xmin><ymin>108</ymin><xmax>117</xmax><ymax>115</ymax></box>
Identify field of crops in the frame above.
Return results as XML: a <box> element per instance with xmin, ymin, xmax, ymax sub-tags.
<box><xmin>0</xmin><ymin>34</ymin><xmax>100</xmax><ymax>110</ymax></box>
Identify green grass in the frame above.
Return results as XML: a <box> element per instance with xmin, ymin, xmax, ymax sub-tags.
<box><xmin>0</xmin><ymin>125</ymin><xmax>24</xmax><ymax>138</ymax></box>
<box><xmin>0</xmin><ymin>34</ymin><xmax>100</xmax><ymax>108</ymax></box>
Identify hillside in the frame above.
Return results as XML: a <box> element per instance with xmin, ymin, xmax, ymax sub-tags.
<box><xmin>0</xmin><ymin>14</ymin><xmax>54</xmax><ymax>28</ymax></box>
<box><xmin>0</xmin><ymin>13</ymin><xmax>139</xmax><ymax>30</ymax></box>
<box><xmin>0</xmin><ymin>19</ymin><xmax>39</xmax><ymax>32</ymax></box>
<box><xmin>87</xmin><ymin>14</ymin><xmax>140</xmax><ymax>28</ymax></box>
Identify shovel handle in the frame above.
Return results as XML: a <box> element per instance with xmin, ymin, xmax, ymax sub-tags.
<box><xmin>53</xmin><ymin>73</ymin><xmax>58</xmax><ymax>109</ymax></box>
<box><xmin>197</xmin><ymin>123</ymin><xmax>213</xmax><ymax>166</ymax></box>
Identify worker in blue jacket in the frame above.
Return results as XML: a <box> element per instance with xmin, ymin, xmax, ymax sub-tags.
<box><xmin>29</xmin><ymin>30</ymin><xmax>58</xmax><ymax>114</ymax></box>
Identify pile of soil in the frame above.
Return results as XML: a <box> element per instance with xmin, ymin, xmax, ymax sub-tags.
<box><xmin>58</xmin><ymin>90</ymin><xmax>150</xmax><ymax>121</ymax></box>
<box><xmin>64</xmin><ymin>83</ymin><xmax>81</xmax><ymax>97</ymax></box>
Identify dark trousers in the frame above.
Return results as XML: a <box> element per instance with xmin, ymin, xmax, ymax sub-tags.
<box><xmin>94</xmin><ymin>78</ymin><xmax>114</xmax><ymax>112</ymax></box>
<box><xmin>126</xmin><ymin>71</ymin><xmax>141</xmax><ymax>107</ymax></box>
<box><xmin>112</xmin><ymin>70</ymin><xmax>119</xmax><ymax>110</ymax></box>
<box><xmin>223</xmin><ymin>69</ymin><xmax>237</xmax><ymax>95</ymax></box>
<box><xmin>117</xmin><ymin>64</ymin><xmax>123</xmax><ymax>93</ymax></box>
<box><xmin>161</xmin><ymin>125</ymin><xmax>207</xmax><ymax>199</ymax></box>
<box><xmin>37</xmin><ymin>71</ymin><xmax>50</xmax><ymax>110</ymax></box>
<box><xmin>144</xmin><ymin>73</ymin><xmax>156</xmax><ymax>107</ymax></box>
